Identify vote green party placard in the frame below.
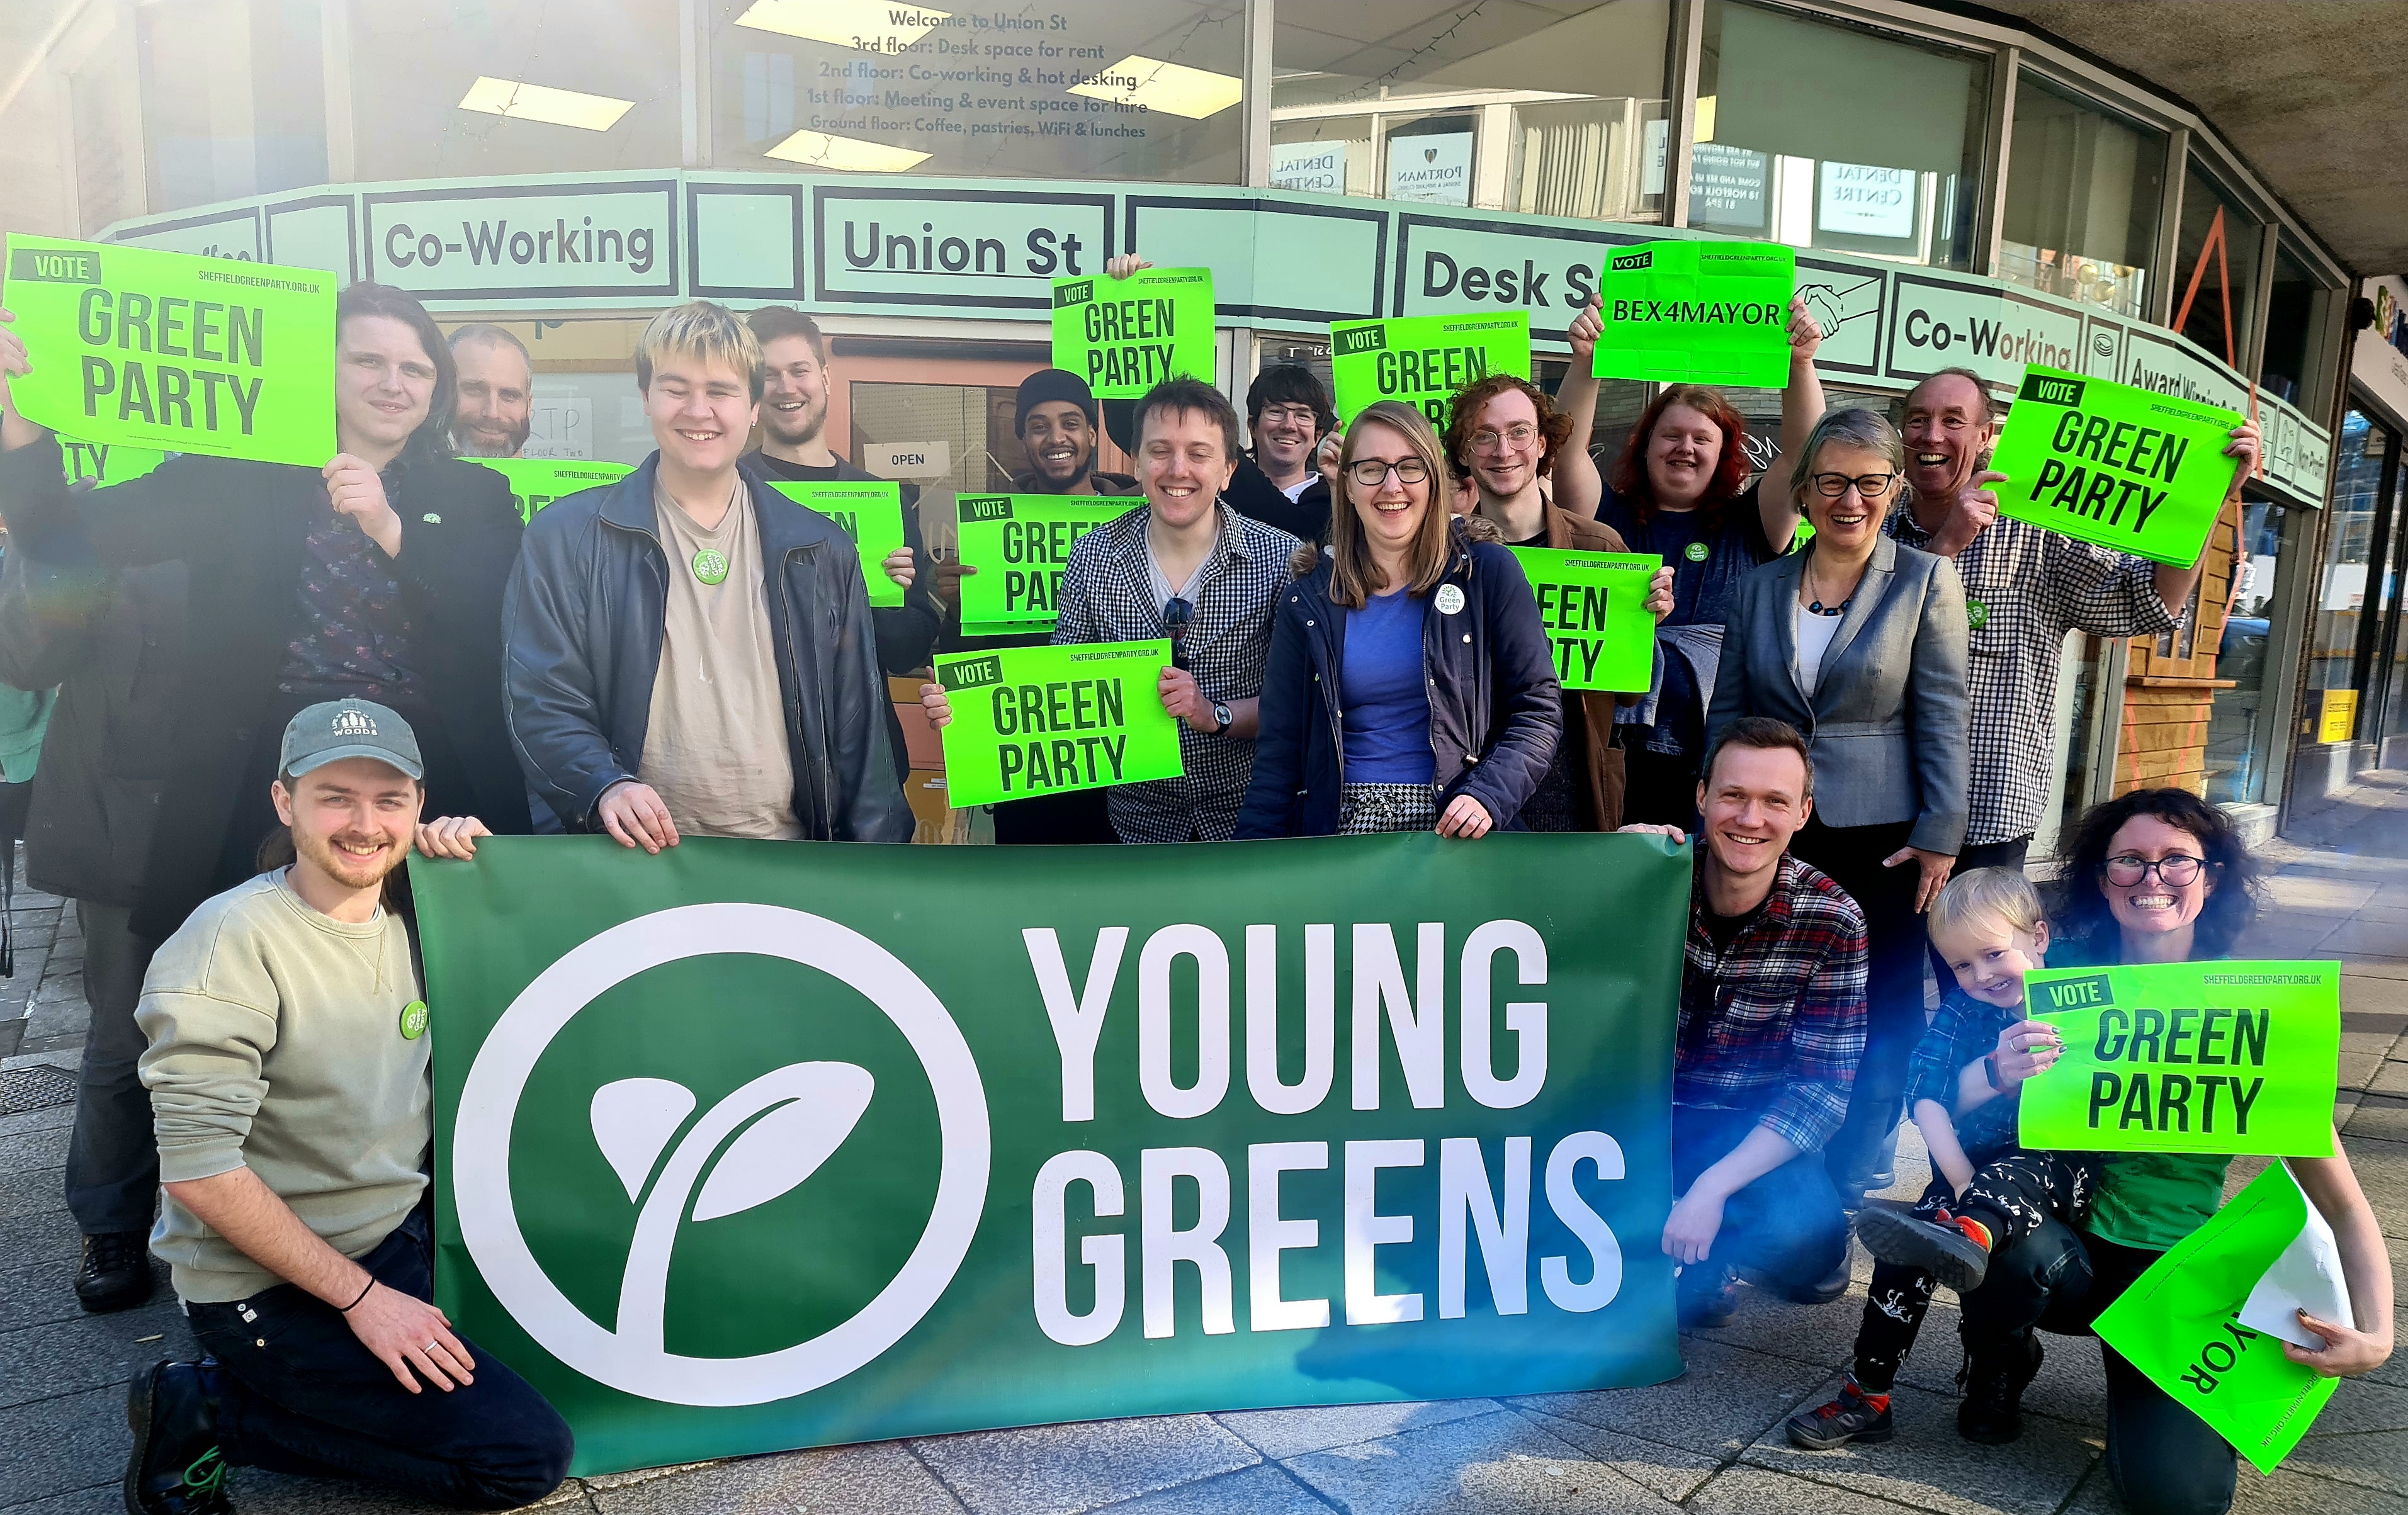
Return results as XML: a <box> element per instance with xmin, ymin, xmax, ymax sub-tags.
<box><xmin>3</xmin><ymin>235</ymin><xmax>337</xmax><ymax>467</ymax></box>
<box><xmin>766</xmin><ymin>480</ymin><xmax>909</xmax><ymax>609</ymax></box>
<box><xmin>2093</xmin><ymin>1163</ymin><xmax>2341</xmax><ymax>1473</ymax></box>
<box><xmin>1987</xmin><ymin>366</ymin><xmax>2244</xmax><ymax>568</ymax></box>
<box><xmin>1330</xmin><ymin>313</ymin><xmax>1531</xmax><ymax>425</ymax></box>
<box><xmin>1051</xmin><ymin>268</ymin><xmax>1216</xmax><ymax>398</ymax></box>
<box><xmin>473</xmin><ymin>458</ymin><xmax>635</xmax><ymax>524</ymax></box>
<box><xmin>1506</xmin><ymin>548</ymin><xmax>1660</xmax><ymax>692</ymax></box>
<box><xmin>57</xmin><ymin>436</ymin><xmax>166</xmax><ymax>489</ymax></box>
<box><xmin>955</xmin><ymin>494</ymin><xmax>1136</xmax><ymax>636</ymax></box>
<box><xmin>932</xmin><ymin>641</ymin><xmax>1182</xmax><ymax>808</ymax></box>
<box><xmin>2017</xmin><ymin>962</ymin><xmax>2339</xmax><ymax>1157</ymax></box>
<box><xmin>1591</xmin><ymin>240</ymin><xmax>1793</xmax><ymax>388</ymax></box>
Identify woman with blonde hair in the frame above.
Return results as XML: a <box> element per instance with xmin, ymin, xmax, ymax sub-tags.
<box><xmin>1236</xmin><ymin>401</ymin><xmax>1560</xmax><ymax>838</ymax></box>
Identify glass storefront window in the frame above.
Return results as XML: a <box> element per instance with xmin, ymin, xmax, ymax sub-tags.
<box><xmin>349</xmin><ymin>3</ymin><xmax>681</xmax><ymax>181</ymax></box>
<box><xmin>2259</xmin><ymin>237</ymin><xmax>2338</xmax><ymax>407</ymax></box>
<box><xmin>1690</xmin><ymin>1</ymin><xmax>1986</xmax><ymax>268</ymax></box>
<box><xmin>138</xmin><ymin>0</ymin><xmax>329</xmax><ymax>212</ymax></box>
<box><xmin>1998</xmin><ymin>74</ymin><xmax>2164</xmax><ymax>321</ymax></box>
<box><xmin>2303</xmin><ymin>409</ymin><xmax>2395</xmax><ymax>754</ymax></box>
<box><xmin>1270</xmin><ymin>1</ymin><xmax>1670</xmax><ymax>220</ymax></box>
<box><xmin>2171</xmin><ymin>162</ymin><xmax>2264</xmax><ymax>368</ymax></box>
<box><xmin>2204</xmin><ymin>498</ymin><xmax>2294</xmax><ymax>804</ymax></box>
<box><xmin>709</xmin><ymin>1</ymin><xmax>1242</xmax><ymax>184</ymax></box>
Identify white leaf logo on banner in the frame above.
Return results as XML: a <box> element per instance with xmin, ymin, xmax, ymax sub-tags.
<box><xmin>591</xmin><ymin>1078</ymin><xmax>698</xmax><ymax>1201</ymax></box>
<box><xmin>691</xmin><ymin>1067</ymin><xmax>875</xmax><ymax>1222</ymax></box>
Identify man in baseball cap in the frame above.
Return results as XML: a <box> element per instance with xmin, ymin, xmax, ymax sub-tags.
<box><xmin>122</xmin><ymin>701</ymin><xmax>569</xmax><ymax>1513</ymax></box>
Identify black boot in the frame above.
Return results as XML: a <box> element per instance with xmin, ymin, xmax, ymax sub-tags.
<box><xmin>77</xmin><ymin>1231</ymin><xmax>154</xmax><ymax>1314</ymax></box>
<box><xmin>1956</xmin><ymin>1331</ymin><xmax>2042</xmax><ymax>1445</ymax></box>
<box><xmin>125</xmin><ymin>1360</ymin><xmax>233</xmax><ymax>1514</ymax></box>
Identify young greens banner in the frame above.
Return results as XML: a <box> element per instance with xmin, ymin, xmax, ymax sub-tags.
<box><xmin>1330</xmin><ymin>312</ymin><xmax>1532</xmax><ymax>425</ymax></box>
<box><xmin>1591</xmin><ymin>240</ymin><xmax>1792</xmax><ymax>388</ymax></box>
<box><xmin>1051</xmin><ymin>268</ymin><xmax>1216</xmax><ymax>397</ymax></box>
<box><xmin>933</xmin><ymin>640</ymin><xmax>1182</xmax><ymax>806</ymax></box>
<box><xmin>472</xmin><ymin>458</ymin><xmax>634</xmax><ymax>524</ymax></box>
<box><xmin>2017</xmin><ymin>962</ymin><xmax>2339</xmax><ymax>1157</ymax></box>
<box><xmin>766</xmin><ymin>480</ymin><xmax>909</xmax><ymax>609</ymax></box>
<box><xmin>417</xmin><ymin>831</ymin><xmax>1688</xmax><ymax>1477</ymax></box>
<box><xmin>1506</xmin><ymin>548</ymin><xmax>1661</xmax><ymax>692</ymax></box>
<box><xmin>2093</xmin><ymin>1163</ymin><xmax>2343</xmax><ymax>1474</ymax></box>
<box><xmin>954</xmin><ymin>493</ymin><xmax>1134</xmax><ymax>637</ymax></box>
<box><xmin>1986</xmin><ymin>366</ymin><xmax>2244</xmax><ymax>568</ymax></box>
<box><xmin>3</xmin><ymin>235</ymin><xmax>337</xmax><ymax>466</ymax></box>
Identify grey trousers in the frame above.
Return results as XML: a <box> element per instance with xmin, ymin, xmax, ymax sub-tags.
<box><xmin>64</xmin><ymin>901</ymin><xmax>160</xmax><ymax>1236</ymax></box>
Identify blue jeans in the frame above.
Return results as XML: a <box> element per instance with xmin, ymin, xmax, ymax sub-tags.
<box><xmin>1671</xmin><ymin>1104</ymin><xmax>1849</xmax><ymax>1295</ymax></box>
<box><xmin>185</xmin><ymin>1203</ymin><xmax>574</xmax><ymax>1509</ymax></box>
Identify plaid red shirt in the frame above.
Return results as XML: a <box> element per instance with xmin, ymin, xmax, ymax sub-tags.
<box><xmin>1676</xmin><ymin>851</ymin><xmax>1868</xmax><ymax>1152</ymax></box>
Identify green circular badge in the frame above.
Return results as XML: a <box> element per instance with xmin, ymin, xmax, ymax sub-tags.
<box><xmin>399</xmin><ymin>1000</ymin><xmax>428</xmax><ymax>1040</ymax></box>
<box><xmin>691</xmin><ymin>549</ymin><xmax>729</xmax><ymax>585</ymax></box>
<box><xmin>1967</xmin><ymin>597</ymin><xmax>1990</xmax><ymax>630</ymax></box>
<box><xmin>1683</xmin><ymin>541</ymin><xmax>1709</xmax><ymax>563</ymax></box>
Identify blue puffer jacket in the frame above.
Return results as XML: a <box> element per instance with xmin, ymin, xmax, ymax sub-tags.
<box><xmin>1235</xmin><ymin>519</ymin><xmax>1563</xmax><ymax>838</ymax></box>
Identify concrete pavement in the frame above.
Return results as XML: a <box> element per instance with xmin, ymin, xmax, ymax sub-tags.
<box><xmin>4</xmin><ymin>779</ymin><xmax>2406</xmax><ymax>1515</ymax></box>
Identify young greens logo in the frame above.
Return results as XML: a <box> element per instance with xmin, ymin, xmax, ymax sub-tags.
<box><xmin>451</xmin><ymin>904</ymin><xmax>990</xmax><ymax>1407</ymax></box>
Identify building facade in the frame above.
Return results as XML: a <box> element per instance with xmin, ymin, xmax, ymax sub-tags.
<box><xmin>15</xmin><ymin>0</ymin><xmax>2364</xmax><ymax>847</ymax></box>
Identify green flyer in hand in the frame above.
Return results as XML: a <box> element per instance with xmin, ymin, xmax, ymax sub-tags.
<box><xmin>1591</xmin><ymin>240</ymin><xmax>1792</xmax><ymax>388</ymax></box>
<box><xmin>1330</xmin><ymin>312</ymin><xmax>1531</xmax><ymax>425</ymax></box>
<box><xmin>933</xmin><ymin>640</ymin><xmax>1183</xmax><ymax>808</ymax></box>
<box><xmin>4</xmin><ymin>235</ymin><xmax>337</xmax><ymax>467</ymax></box>
<box><xmin>1051</xmin><ymin>268</ymin><xmax>1216</xmax><ymax>398</ymax></box>
<box><xmin>57</xmin><ymin>436</ymin><xmax>166</xmax><ymax>489</ymax></box>
<box><xmin>766</xmin><ymin>480</ymin><xmax>910</xmax><ymax>609</ymax></box>
<box><xmin>1505</xmin><ymin>547</ymin><xmax>1661</xmax><ymax>692</ymax></box>
<box><xmin>472</xmin><ymin>458</ymin><xmax>634</xmax><ymax>524</ymax></box>
<box><xmin>955</xmin><ymin>494</ymin><xmax>1134</xmax><ymax>636</ymax></box>
<box><xmin>1987</xmin><ymin>366</ymin><xmax>2244</xmax><ymax>568</ymax></box>
<box><xmin>2017</xmin><ymin>962</ymin><xmax>2339</xmax><ymax>1157</ymax></box>
<box><xmin>2093</xmin><ymin>1163</ymin><xmax>2343</xmax><ymax>1475</ymax></box>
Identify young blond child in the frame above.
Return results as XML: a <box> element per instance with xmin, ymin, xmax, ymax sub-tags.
<box><xmin>1786</xmin><ymin>868</ymin><xmax>2097</xmax><ymax>1450</ymax></box>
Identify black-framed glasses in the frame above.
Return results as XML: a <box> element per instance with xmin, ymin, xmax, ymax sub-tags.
<box><xmin>2103</xmin><ymin>853</ymin><xmax>2207</xmax><ymax>887</ymax></box>
<box><xmin>1346</xmin><ymin>457</ymin><xmax>1430</xmax><ymax>488</ymax></box>
<box><xmin>1163</xmin><ymin>595</ymin><xmax>1193</xmax><ymax>671</ymax></box>
<box><xmin>1805</xmin><ymin>471</ymin><xmax>1900</xmax><ymax>499</ymax></box>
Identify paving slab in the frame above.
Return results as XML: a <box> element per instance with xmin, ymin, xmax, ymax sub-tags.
<box><xmin>1685</xmin><ymin>1279</ymin><xmax>1865</xmax><ymax>1372</ymax></box>
<box><xmin>1211</xmin><ymin>1396</ymin><xmax>1498</xmax><ymax>1460</ymax></box>
<box><xmin>908</xmin><ymin>1414</ymin><xmax>1257</xmax><ymax>1515</ymax></box>
<box><xmin>587</xmin><ymin>1441</ymin><xmax>956</xmax><ymax>1514</ymax></box>
<box><xmin>1088</xmin><ymin>1464</ymin><xmax>1328</xmax><ymax>1514</ymax></box>
<box><xmin>0</xmin><ymin>1484</ymin><xmax>125</xmax><ymax>1515</ymax></box>
<box><xmin>1506</xmin><ymin>1337</ymin><xmax>1827</xmax><ymax>1460</ymax></box>
<box><xmin>1683</xmin><ymin>1465</ymin><xmax>1935</xmax><ymax>1514</ymax></box>
<box><xmin>1280</xmin><ymin>1405</ymin><xmax>1678</xmax><ymax>1514</ymax></box>
<box><xmin>2258</xmin><ymin>1428</ymin><xmax>2408</xmax><ymax>1499</ymax></box>
<box><xmin>0</xmin><ymin>1293</ymin><xmax>186</xmax><ymax>1409</ymax></box>
<box><xmin>0</xmin><ymin>1385</ymin><xmax>132</xmax><ymax>1510</ymax></box>
<box><xmin>2341</xmin><ymin>1134</ymin><xmax>2408</xmax><ymax>1240</ymax></box>
<box><xmin>2349</xmin><ymin>1093</ymin><xmax>2408</xmax><ymax>1143</ymax></box>
<box><xmin>1504</xmin><ymin>1405</ymin><xmax>1721</xmax><ymax>1503</ymax></box>
<box><xmin>1743</xmin><ymin>1371</ymin><xmax>2097</xmax><ymax>1515</ymax></box>
<box><xmin>226</xmin><ymin>1469</ymin><xmax>592</xmax><ymax>1512</ymax></box>
<box><xmin>0</xmin><ymin>1122</ymin><xmax>69</xmax><ymax>1177</ymax></box>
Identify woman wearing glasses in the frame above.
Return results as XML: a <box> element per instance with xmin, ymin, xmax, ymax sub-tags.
<box><xmin>1950</xmin><ymin>790</ymin><xmax>2392</xmax><ymax>1514</ymax></box>
<box><xmin>1236</xmin><ymin>402</ymin><xmax>1559</xmax><ymax>840</ymax></box>
<box><xmin>1707</xmin><ymin>407</ymin><xmax>1970</xmax><ymax>1261</ymax></box>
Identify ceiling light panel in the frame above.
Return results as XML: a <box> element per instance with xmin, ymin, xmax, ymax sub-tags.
<box><xmin>457</xmin><ymin>77</ymin><xmax>634</xmax><ymax>132</ymax></box>
<box><xmin>1066</xmin><ymin>56</ymin><xmax>1244</xmax><ymax>120</ymax></box>
<box><xmin>765</xmin><ymin>129</ymin><xmax>934</xmax><ymax>172</ymax></box>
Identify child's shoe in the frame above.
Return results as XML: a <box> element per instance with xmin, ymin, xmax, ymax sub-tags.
<box><xmin>1857</xmin><ymin>1206</ymin><xmax>1993</xmax><ymax>1292</ymax></box>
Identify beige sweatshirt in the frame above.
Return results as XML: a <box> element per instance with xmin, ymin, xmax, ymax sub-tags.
<box><xmin>137</xmin><ymin>869</ymin><xmax>429</xmax><ymax>1303</ymax></box>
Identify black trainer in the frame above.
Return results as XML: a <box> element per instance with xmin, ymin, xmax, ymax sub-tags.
<box><xmin>1676</xmin><ymin>1264</ymin><xmax>1739</xmax><ymax>1329</ymax></box>
<box><xmin>77</xmin><ymin>1231</ymin><xmax>154</xmax><ymax>1314</ymax></box>
<box><xmin>1858</xmin><ymin>1206</ymin><xmax>1991</xmax><ymax>1293</ymax></box>
<box><xmin>125</xmin><ymin>1360</ymin><xmax>233</xmax><ymax>1514</ymax></box>
<box><xmin>1785</xmin><ymin>1380</ymin><xmax>1895</xmax><ymax>1450</ymax></box>
<box><xmin>1957</xmin><ymin>1332</ymin><xmax>2043</xmax><ymax>1445</ymax></box>
<box><xmin>1787</xmin><ymin>1235</ymin><xmax>1853</xmax><ymax>1304</ymax></box>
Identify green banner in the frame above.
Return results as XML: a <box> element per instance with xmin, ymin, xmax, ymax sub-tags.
<box><xmin>1591</xmin><ymin>240</ymin><xmax>1793</xmax><ymax>388</ymax></box>
<box><xmin>57</xmin><ymin>436</ymin><xmax>166</xmax><ymax>489</ymax></box>
<box><xmin>416</xmin><ymin>831</ymin><xmax>1687</xmax><ymax>1475</ymax></box>
<box><xmin>471</xmin><ymin>458</ymin><xmax>635</xmax><ymax>524</ymax></box>
<box><xmin>3</xmin><ymin>235</ymin><xmax>337</xmax><ymax>467</ymax></box>
<box><xmin>1329</xmin><ymin>313</ymin><xmax>1532</xmax><ymax>425</ymax></box>
<box><xmin>766</xmin><ymin>480</ymin><xmax>908</xmax><ymax>609</ymax></box>
<box><xmin>1505</xmin><ymin>548</ymin><xmax>1660</xmax><ymax>692</ymax></box>
<box><xmin>2093</xmin><ymin>1163</ymin><xmax>2340</xmax><ymax>1474</ymax></box>
<box><xmin>1051</xmin><ymin>268</ymin><xmax>1216</xmax><ymax>398</ymax></box>
<box><xmin>1987</xmin><ymin>366</ymin><xmax>2244</xmax><ymax>568</ymax></box>
<box><xmin>955</xmin><ymin>494</ymin><xmax>1134</xmax><ymax>634</ymax></box>
<box><xmin>2017</xmin><ymin>962</ymin><xmax>2339</xmax><ymax>1157</ymax></box>
<box><xmin>932</xmin><ymin>640</ymin><xmax>1183</xmax><ymax>807</ymax></box>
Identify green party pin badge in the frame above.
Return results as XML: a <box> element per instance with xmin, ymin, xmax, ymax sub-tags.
<box><xmin>399</xmin><ymin>1000</ymin><xmax>428</xmax><ymax>1040</ymax></box>
<box><xmin>1967</xmin><ymin>597</ymin><xmax>1990</xmax><ymax>629</ymax></box>
<box><xmin>1683</xmin><ymin>541</ymin><xmax>1709</xmax><ymax>562</ymax></box>
<box><xmin>692</xmin><ymin>549</ymin><xmax>730</xmax><ymax>585</ymax></box>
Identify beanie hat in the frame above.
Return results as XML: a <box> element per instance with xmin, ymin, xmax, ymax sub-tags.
<box><xmin>1014</xmin><ymin>368</ymin><xmax>1099</xmax><ymax>436</ymax></box>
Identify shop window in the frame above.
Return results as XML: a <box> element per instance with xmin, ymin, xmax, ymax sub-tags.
<box><xmin>138</xmin><ymin>0</ymin><xmax>329</xmax><ymax>213</ymax></box>
<box><xmin>2301</xmin><ymin>410</ymin><xmax>2397</xmax><ymax>760</ymax></box>
<box><xmin>1272</xmin><ymin>1</ymin><xmax>1670</xmax><ymax>221</ymax></box>
<box><xmin>2203</xmin><ymin>498</ymin><xmax>2296</xmax><ymax>804</ymax></box>
<box><xmin>2170</xmin><ymin>161</ymin><xmax>2264</xmax><ymax>369</ymax></box>
<box><xmin>1998</xmin><ymin>74</ymin><xmax>2164</xmax><ymax>321</ymax></box>
<box><xmin>1690</xmin><ymin>1</ymin><xmax>1986</xmax><ymax>269</ymax></box>
<box><xmin>2259</xmin><ymin>237</ymin><xmax>2339</xmax><ymax>407</ymax></box>
<box><xmin>711</xmin><ymin>1</ymin><xmax>1242</xmax><ymax>184</ymax></box>
<box><xmin>349</xmin><ymin>2</ymin><xmax>681</xmax><ymax>182</ymax></box>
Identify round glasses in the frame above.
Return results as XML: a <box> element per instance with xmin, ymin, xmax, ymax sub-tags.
<box><xmin>1804</xmin><ymin>471</ymin><xmax>1901</xmax><ymax>499</ymax></box>
<box><xmin>1347</xmin><ymin>457</ymin><xmax>1430</xmax><ymax>488</ymax></box>
<box><xmin>1471</xmin><ymin>424</ymin><xmax>1539</xmax><ymax>454</ymax></box>
<box><xmin>2103</xmin><ymin>853</ymin><xmax>2206</xmax><ymax>887</ymax></box>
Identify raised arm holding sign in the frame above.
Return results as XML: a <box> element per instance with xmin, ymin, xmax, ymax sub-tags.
<box><xmin>765</xmin><ymin>479</ymin><xmax>910</xmax><ymax>609</ymax></box>
<box><xmin>1329</xmin><ymin>312</ymin><xmax>1530</xmax><ymax>425</ymax></box>
<box><xmin>1051</xmin><ymin>266</ymin><xmax>1214</xmax><ymax>398</ymax></box>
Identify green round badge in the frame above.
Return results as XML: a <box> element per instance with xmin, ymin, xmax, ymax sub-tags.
<box><xmin>692</xmin><ymin>549</ymin><xmax>729</xmax><ymax>585</ymax></box>
<box><xmin>1683</xmin><ymin>541</ymin><xmax>1710</xmax><ymax>563</ymax></box>
<box><xmin>399</xmin><ymin>1000</ymin><xmax>427</xmax><ymax>1040</ymax></box>
<box><xmin>1967</xmin><ymin>597</ymin><xmax>1990</xmax><ymax>630</ymax></box>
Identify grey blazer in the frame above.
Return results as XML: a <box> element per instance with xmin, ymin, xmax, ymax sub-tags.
<box><xmin>1705</xmin><ymin>534</ymin><xmax>1970</xmax><ymax>854</ymax></box>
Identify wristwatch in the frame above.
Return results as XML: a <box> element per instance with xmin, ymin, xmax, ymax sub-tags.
<box><xmin>1983</xmin><ymin>1052</ymin><xmax>2006</xmax><ymax>1092</ymax></box>
<box><xmin>1211</xmin><ymin>701</ymin><xmax>1233</xmax><ymax>736</ymax></box>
